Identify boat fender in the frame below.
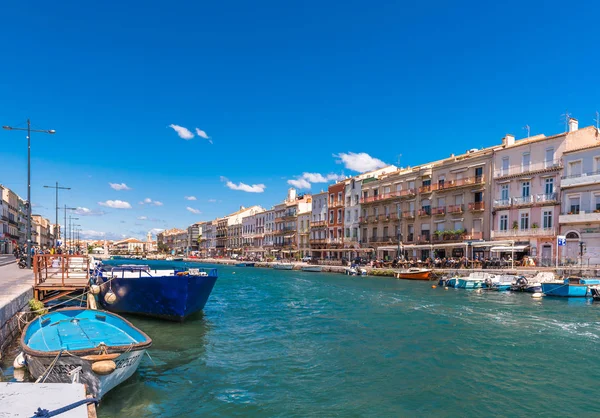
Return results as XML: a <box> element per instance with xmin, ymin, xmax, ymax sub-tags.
<box><xmin>81</xmin><ymin>353</ymin><xmax>120</xmax><ymax>361</ymax></box>
<box><xmin>531</xmin><ymin>293</ymin><xmax>544</xmax><ymax>299</ymax></box>
<box><xmin>444</xmin><ymin>287</ymin><xmax>449</xmax><ymax>290</ymax></box>
<box><xmin>431</xmin><ymin>285</ymin><xmax>437</xmax><ymax>289</ymax></box>
<box><xmin>91</xmin><ymin>360</ymin><xmax>116</xmax><ymax>375</ymax></box>
<box><xmin>89</xmin><ymin>284</ymin><xmax>101</xmax><ymax>295</ymax></box>
<box><xmin>104</xmin><ymin>291</ymin><xmax>117</xmax><ymax>305</ymax></box>
<box><xmin>13</xmin><ymin>352</ymin><xmax>26</xmax><ymax>369</ymax></box>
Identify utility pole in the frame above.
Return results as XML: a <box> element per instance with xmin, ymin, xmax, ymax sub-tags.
<box><xmin>64</xmin><ymin>205</ymin><xmax>76</xmax><ymax>250</ymax></box>
<box><xmin>43</xmin><ymin>182</ymin><xmax>70</xmax><ymax>244</ymax></box>
<box><xmin>523</xmin><ymin>124</ymin><xmax>530</xmax><ymax>138</ymax></box>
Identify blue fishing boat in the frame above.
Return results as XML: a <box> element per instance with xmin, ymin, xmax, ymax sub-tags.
<box><xmin>21</xmin><ymin>308</ymin><xmax>151</xmax><ymax>399</ymax></box>
<box><xmin>445</xmin><ymin>276</ymin><xmax>460</xmax><ymax>288</ymax></box>
<box><xmin>235</xmin><ymin>262</ymin><xmax>255</xmax><ymax>267</ymax></box>
<box><xmin>541</xmin><ymin>277</ymin><xmax>600</xmax><ymax>297</ymax></box>
<box><xmin>483</xmin><ymin>274</ymin><xmax>517</xmax><ymax>291</ymax></box>
<box><xmin>95</xmin><ymin>264</ymin><xmax>218</xmax><ymax>321</ymax></box>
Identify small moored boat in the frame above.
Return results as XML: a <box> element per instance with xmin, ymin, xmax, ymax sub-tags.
<box><xmin>273</xmin><ymin>262</ymin><xmax>294</xmax><ymax>270</ymax></box>
<box><xmin>395</xmin><ymin>268</ymin><xmax>431</xmax><ymax>280</ymax></box>
<box><xmin>21</xmin><ymin>308</ymin><xmax>151</xmax><ymax>399</ymax></box>
<box><xmin>301</xmin><ymin>266</ymin><xmax>322</xmax><ymax>272</ymax></box>
<box><xmin>95</xmin><ymin>265</ymin><xmax>218</xmax><ymax>321</ymax></box>
<box><xmin>542</xmin><ymin>277</ymin><xmax>600</xmax><ymax>297</ymax></box>
<box><xmin>235</xmin><ymin>262</ymin><xmax>255</xmax><ymax>267</ymax></box>
<box><xmin>591</xmin><ymin>287</ymin><xmax>600</xmax><ymax>301</ymax></box>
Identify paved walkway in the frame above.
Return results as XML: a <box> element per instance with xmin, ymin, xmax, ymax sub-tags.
<box><xmin>0</xmin><ymin>263</ymin><xmax>33</xmax><ymax>304</ymax></box>
<box><xmin>0</xmin><ymin>263</ymin><xmax>34</xmax><ymax>355</ymax></box>
<box><xmin>0</xmin><ymin>254</ymin><xmax>16</xmax><ymax>267</ymax></box>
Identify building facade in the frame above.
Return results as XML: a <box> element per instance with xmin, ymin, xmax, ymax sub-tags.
<box><xmin>326</xmin><ymin>182</ymin><xmax>345</xmax><ymax>259</ymax></box>
<box><xmin>559</xmin><ymin>142</ymin><xmax>600</xmax><ymax>265</ymax></box>
<box><xmin>297</xmin><ymin>211</ymin><xmax>310</xmax><ymax>258</ymax></box>
<box><xmin>309</xmin><ymin>192</ymin><xmax>328</xmax><ymax>259</ymax></box>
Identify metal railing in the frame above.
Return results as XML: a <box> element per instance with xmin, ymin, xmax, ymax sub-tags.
<box><xmin>432</xmin><ymin>206</ymin><xmax>446</xmax><ymax>216</ymax></box>
<box><xmin>494</xmin><ymin>159</ymin><xmax>562</xmax><ymax>178</ymax></box>
<box><xmin>448</xmin><ymin>204</ymin><xmax>464</xmax><ymax>214</ymax></box>
<box><xmin>468</xmin><ymin>202</ymin><xmax>485</xmax><ymax>211</ymax></box>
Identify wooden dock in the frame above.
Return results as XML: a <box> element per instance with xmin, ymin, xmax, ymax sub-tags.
<box><xmin>32</xmin><ymin>255</ymin><xmax>91</xmax><ymax>303</ymax></box>
<box><xmin>0</xmin><ymin>382</ymin><xmax>96</xmax><ymax>417</ymax></box>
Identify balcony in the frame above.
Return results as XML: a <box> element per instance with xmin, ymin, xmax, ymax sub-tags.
<box><xmin>493</xmin><ymin>199</ymin><xmax>512</xmax><ymax>208</ymax></box>
<box><xmin>417</xmin><ymin>234</ymin><xmax>431</xmax><ymax>243</ymax></box>
<box><xmin>273</xmin><ymin>226</ymin><xmax>296</xmax><ymax>235</ymax></box>
<box><xmin>329</xmin><ymin>200</ymin><xmax>344</xmax><ymax>208</ymax></box>
<box><xmin>536</xmin><ymin>193</ymin><xmax>558</xmax><ymax>204</ymax></box>
<box><xmin>432</xmin><ymin>233</ymin><xmax>466</xmax><ymax>243</ymax></box>
<box><xmin>491</xmin><ymin>227</ymin><xmax>556</xmax><ymax>238</ymax></box>
<box><xmin>281</xmin><ymin>211</ymin><xmax>298</xmax><ymax>220</ymax></box>
<box><xmin>468</xmin><ymin>202</ymin><xmax>485</xmax><ymax>212</ymax></box>
<box><xmin>406</xmin><ymin>234</ymin><xmax>414</xmax><ymax>242</ymax></box>
<box><xmin>389</xmin><ymin>213</ymin><xmax>399</xmax><ymax>220</ymax></box>
<box><xmin>434</xmin><ymin>176</ymin><xmax>485</xmax><ymax>193</ymax></box>
<box><xmin>310</xmin><ymin>220</ymin><xmax>327</xmax><ymax>228</ymax></box>
<box><xmin>418</xmin><ymin>185</ymin><xmax>432</xmax><ymax>194</ymax></box>
<box><xmin>418</xmin><ymin>208</ymin><xmax>431</xmax><ymax>217</ymax></box>
<box><xmin>402</xmin><ymin>211</ymin><xmax>416</xmax><ymax>220</ymax></box>
<box><xmin>360</xmin><ymin>193</ymin><xmax>398</xmax><ymax>204</ymax></box>
<box><xmin>309</xmin><ymin>238</ymin><xmax>327</xmax><ymax>244</ymax></box>
<box><xmin>512</xmin><ymin>196</ymin><xmax>535</xmax><ymax>206</ymax></box>
<box><xmin>358</xmin><ymin>217</ymin><xmax>368</xmax><ymax>225</ymax></box>
<box><xmin>559</xmin><ymin>211</ymin><xmax>600</xmax><ymax>224</ymax></box>
<box><xmin>561</xmin><ymin>170</ymin><xmax>600</xmax><ymax>188</ymax></box>
<box><xmin>344</xmin><ymin>237</ymin><xmax>359</xmax><ymax>242</ymax></box>
<box><xmin>447</xmin><ymin>204</ymin><xmax>464</xmax><ymax>214</ymax></box>
<box><xmin>494</xmin><ymin>159</ymin><xmax>562</xmax><ymax>179</ymax></box>
<box><xmin>432</xmin><ymin>206</ymin><xmax>446</xmax><ymax>216</ymax></box>
<box><xmin>398</xmin><ymin>188</ymin><xmax>417</xmax><ymax>198</ymax></box>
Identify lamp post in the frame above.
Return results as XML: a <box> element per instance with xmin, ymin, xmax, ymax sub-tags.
<box><xmin>68</xmin><ymin>216</ymin><xmax>79</xmax><ymax>253</ymax></box>
<box><xmin>579</xmin><ymin>241</ymin><xmax>586</xmax><ymax>267</ymax></box>
<box><xmin>43</xmin><ymin>182</ymin><xmax>70</xmax><ymax>245</ymax></box>
<box><xmin>3</xmin><ymin>119</ymin><xmax>56</xmax><ymax>268</ymax></box>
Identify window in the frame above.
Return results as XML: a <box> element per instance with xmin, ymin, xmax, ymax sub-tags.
<box><xmin>438</xmin><ymin>176</ymin><xmax>445</xmax><ymax>188</ymax></box>
<box><xmin>409</xmin><ymin>201</ymin><xmax>415</xmax><ymax>212</ymax></box>
<box><xmin>475</xmin><ymin>166</ymin><xmax>483</xmax><ymax>180</ymax></box>
<box><xmin>522</xmin><ymin>153</ymin><xmax>531</xmax><ymax>172</ymax></box>
<box><xmin>330</xmin><ymin>194</ymin><xmax>334</xmax><ymax>205</ymax></box>
<box><xmin>337</xmin><ymin>209</ymin><xmax>342</xmax><ymax>222</ymax></box>
<box><xmin>338</xmin><ymin>192</ymin><xmax>342</xmax><ymax>203</ymax></box>
<box><xmin>373</xmin><ymin>189</ymin><xmax>379</xmax><ymax>197</ymax></box>
<box><xmin>395</xmin><ymin>183</ymin><xmax>402</xmax><ymax>192</ymax></box>
<box><xmin>474</xmin><ymin>192</ymin><xmax>483</xmax><ymax>203</ymax></box>
<box><xmin>595</xmin><ymin>156</ymin><xmax>600</xmax><ymax>173</ymax></box>
<box><xmin>384</xmin><ymin>206</ymin><xmax>390</xmax><ymax>216</ymax></box>
<box><xmin>384</xmin><ymin>186</ymin><xmax>391</xmax><ymax>194</ymax></box>
<box><xmin>353</xmin><ymin>194</ymin><xmax>359</xmax><ymax>205</ymax></box>
<box><xmin>436</xmin><ymin>222</ymin><xmax>445</xmax><ymax>232</ymax></box>
<box><xmin>454</xmin><ymin>221</ymin><xmax>463</xmax><ymax>231</ymax></box>
<box><xmin>500</xmin><ymin>184</ymin><xmax>509</xmax><ymax>201</ymax></box>
<box><xmin>501</xmin><ymin>157</ymin><xmax>509</xmax><ymax>175</ymax></box>
<box><xmin>568</xmin><ymin>196</ymin><xmax>580</xmax><ymax>214</ymax></box>
<box><xmin>363</xmin><ymin>191</ymin><xmax>368</xmax><ymax>200</ymax></box>
<box><xmin>545</xmin><ymin>178</ymin><xmax>554</xmax><ymax>196</ymax></box>
<box><xmin>372</xmin><ymin>227</ymin><xmax>377</xmax><ymax>240</ymax></box>
<box><xmin>499</xmin><ymin>214</ymin><xmax>508</xmax><ymax>231</ymax></box>
<box><xmin>374</xmin><ymin>207</ymin><xmax>379</xmax><ymax>216</ymax></box>
<box><xmin>438</xmin><ymin>197</ymin><xmax>445</xmax><ymax>207</ymax></box>
<box><xmin>520</xmin><ymin>212</ymin><xmax>529</xmax><ymax>230</ymax></box>
<box><xmin>422</xmin><ymin>179</ymin><xmax>431</xmax><ymax>187</ymax></box>
<box><xmin>543</xmin><ymin>210</ymin><xmax>553</xmax><ymax>229</ymax></box>
<box><xmin>522</xmin><ymin>181</ymin><xmax>530</xmax><ymax>197</ymax></box>
<box><xmin>408</xmin><ymin>181</ymin><xmax>415</xmax><ymax>190</ymax></box>
<box><xmin>596</xmin><ymin>195</ymin><xmax>600</xmax><ymax>211</ymax></box>
<box><xmin>345</xmin><ymin>228</ymin><xmax>350</xmax><ymax>237</ymax></box>
<box><xmin>352</xmin><ymin>228</ymin><xmax>358</xmax><ymax>238</ymax></box>
<box><xmin>455</xmin><ymin>194</ymin><xmax>463</xmax><ymax>205</ymax></box>
<box><xmin>346</xmin><ymin>210</ymin><xmax>351</xmax><ymax>222</ymax></box>
<box><xmin>569</xmin><ymin>160</ymin><xmax>582</xmax><ymax>177</ymax></box>
<box><xmin>396</xmin><ymin>203</ymin><xmax>401</xmax><ymax>216</ymax></box>
<box><xmin>473</xmin><ymin>219</ymin><xmax>482</xmax><ymax>233</ymax></box>
<box><xmin>329</xmin><ymin>210</ymin><xmax>334</xmax><ymax>223</ymax></box>
<box><xmin>362</xmin><ymin>228</ymin><xmax>367</xmax><ymax>241</ymax></box>
<box><xmin>383</xmin><ymin>226</ymin><xmax>389</xmax><ymax>238</ymax></box>
<box><xmin>545</xmin><ymin>148</ymin><xmax>554</xmax><ymax>168</ymax></box>
<box><xmin>354</xmin><ymin>209</ymin><xmax>358</xmax><ymax>221</ymax></box>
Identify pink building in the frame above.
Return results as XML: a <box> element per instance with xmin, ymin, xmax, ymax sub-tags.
<box><xmin>491</xmin><ymin>119</ymin><xmax>599</xmax><ymax>266</ymax></box>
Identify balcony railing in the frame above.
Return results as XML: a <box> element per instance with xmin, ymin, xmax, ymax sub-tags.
<box><xmin>398</xmin><ymin>188</ymin><xmax>417</xmax><ymax>198</ymax></box>
<box><xmin>419</xmin><ymin>185</ymin><xmax>432</xmax><ymax>194</ymax></box>
<box><xmin>447</xmin><ymin>204</ymin><xmax>464</xmax><ymax>214</ymax></box>
<box><xmin>402</xmin><ymin>211</ymin><xmax>415</xmax><ymax>219</ymax></box>
<box><xmin>329</xmin><ymin>200</ymin><xmax>344</xmax><ymax>208</ymax></box>
<box><xmin>433</xmin><ymin>176</ymin><xmax>485</xmax><ymax>192</ymax></box>
<box><xmin>432</xmin><ymin>206</ymin><xmax>446</xmax><ymax>216</ymax></box>
<box><xmin>468</xmin><ymin>202</ymin><xmax>485</xmax><ymax>212</ymax></box>
<box><xmin>418</xmin><ymin>208</ymin><xmax>431</xmax><ymax>217</ymax></box>
<box><xmin>406</xmin><ymin>234</ymin><xmax>414</xmax><ymax>242</ymax></box>
<box><xmin>309</xmin><ymin>238</ymin><xmax>327</xmax><ymax>243</ymax></box>
<box><xmin>512</xmin><ymin>196</ymin><xmax>535</xmax><ymax>206</ymax></box>
<box><xmin>327</xmin><ymin>237</ymin><xmax>343</xmax><ymax>244</ymax></box>
<box><xmin>561</xmin><ymin>170</ymin><xmax>600</xmax><ymax>188</ymax></box>
<box><xmin>359</xmin><ymin>217</ymin><xmax>368</xmax><ymax>224</ymax></box>
<box><xmin>491</xmin><ymin>227</ymin><xmax>556</xmax><ymax>238</ymax></box>
<box><xmin>389</xmin><ymin>213</ymin><xmax>399</xmax><ymax>220</ymax></box>
<box><xmin>432</xmin><ymin>233</ymin><xmax>465</xmax><ymax>242</ymax></box>
<box><xmin>536</xmin><ymin>193</ymin><xmax>558</xmax><ymax>203</ymax></box>
<box><xmin>344</xmin><ymin>237</ymin><xmax>359</xmax><ymax>242</ymax></box>
<box><xmin>310</xmin><ymin>220</ymin><xmax>327</xmax><ymax>227</ymax></box>
<box><xmin>559</xmin><ymin>211</ymin><xmax>600</xmax><ymax>224</ymax></box>
<box><xmin>417</xmin><ymin>234</ymin><xmax>431</xmax><ymax>243</ymax></box>
<box><xmin>493</xmin><ymin>198</ymin><xmax>512</xmax><ymax>208</ymax></box>
<box><xmin>494</xmin><ymin>159</ymin><xmax>562</xmax><ymax>178</ymax></box>
<box><xmin>360</xmin><ymin>193</ymin><xmax>398</xmax><ymax>204</ymax></box>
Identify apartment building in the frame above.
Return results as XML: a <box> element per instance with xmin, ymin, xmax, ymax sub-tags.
<box><xmin>326</xmin><ymin>182</ymin><xmax>345</xmax><ymax>259</ymax></box>
<box><xmin>309</xmin><ymin>191</ymin><xmax>328</xmax><ymax>259</ymax></box>
<box><xmin>263</xmin><ymin>209</ymin><xmax>275</xmax><ymax>256</ymax></box>
<box><xmin>297</xmin><ymin>211</ymin><xmax>310</xmax><ymax>259</ymax></box>
<box><xmin>491</xmin><ymin>119</ymin><xmax>599</xmax><ymax>265</ymax></box>
<box><xmin>273</xmin><ymin>189</ymin><xmax>311</xmax><ymax>259</ymax></box>
<box><xmin>559</xmin><ymin>142</ymin><xmax>600</xmax><ymax>265</ymax></box>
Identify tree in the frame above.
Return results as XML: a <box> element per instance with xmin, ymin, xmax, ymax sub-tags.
<box><xmin>157</xmin><ymin>242</ymin><xmax>169</xmax><ymax>253</ymax></box>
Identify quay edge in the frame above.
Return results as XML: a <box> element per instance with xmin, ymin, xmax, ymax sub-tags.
<box><xmin>0</xmin><ymin>263</ymin><xmax>34</xmax><ymax>359</ymax></box>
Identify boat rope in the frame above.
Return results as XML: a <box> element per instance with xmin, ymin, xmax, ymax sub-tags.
<box><xmin>35</xmin><ymin>349</ymin><xmax>64</xmax><ymax>384</ymax></box>
<box><xmin>31</xmin><ymin>397</ymin><xmax>99</xmax><ymax>417</ymax></box>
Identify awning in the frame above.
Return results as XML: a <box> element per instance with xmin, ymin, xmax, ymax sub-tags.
<box><xmin>490</xmin><ymin>245</ymin><xmax>529</xmax><ymax>252</ymax></box>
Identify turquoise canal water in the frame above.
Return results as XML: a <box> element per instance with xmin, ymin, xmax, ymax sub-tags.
<box><xmin>4</xmin><ymin>261</ymin><xmax>600</xmax><ymax>416</ymax></box>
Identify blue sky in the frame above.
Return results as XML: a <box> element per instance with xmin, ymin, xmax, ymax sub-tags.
<box><xmin>1</xmin><ymin>0</ymin><xmax>599</xmax><ymax>240</ymax></box>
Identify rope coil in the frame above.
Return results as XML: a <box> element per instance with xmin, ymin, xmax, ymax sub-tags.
<box><xmin>31</xmin><ymin>397</ymin><xmax>99</xmax><ymax>418</ymax></box>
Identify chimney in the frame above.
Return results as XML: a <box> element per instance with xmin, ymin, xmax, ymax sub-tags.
<box><xmin>503</xmin><ymin>134</ymin><xmax>515</xmax><ymax>147</ymax></box>
<box><xmin>288</xmin><ymin>188</ymin><xmax>297</xmax><ymax>202</ymax></box>
<box><xmin>568</xmin><ymin>117</ymin><xmax>578</xmax><ymax>132</ymax></box>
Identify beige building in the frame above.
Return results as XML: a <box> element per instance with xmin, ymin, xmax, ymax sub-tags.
<box><xmin>31</xmin><ymin>215</ymin><xmax>54</xmax><ymax>249</ymax></box>
<box><xmin>112</xmin><ymin>238</ymin><xmax>146</xmax><ymax>254</ymax></box>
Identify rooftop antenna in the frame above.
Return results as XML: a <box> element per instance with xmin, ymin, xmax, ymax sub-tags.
<box><xmin>523</xmin><ymin>124</ymin><xmax>530</xmax><ymax>138</ymax></box>
<box><xmin>397</xmin><ymin>154</ymin><xmax>402</xmax><ymax>168</ymax></box>
<box><xmin>561</xmin><ymin>110</ymin><xmax>571</xmax><ymax>132</ymax></box>
<box><xmin>594</xmin><ymin>111</ymin><xmax>599</xmax><ymax>130</ymax></box>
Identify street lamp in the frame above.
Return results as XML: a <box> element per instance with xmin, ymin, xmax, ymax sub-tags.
<box><xmin>579</xmin><ymin>241</ymin><xmax>586</xmax><ymax>267</ymax></box>
<box><xmin>3</xmin><ymin>119</ymin><xmax>56</xmax><ymax>268</ymax></box>
<box><xmin>68</xmin><ymin>217</ymin><xmax>79</xmax><ymax>253</ymax></box>
<box><xmin>44</xmin><ymin>182</ymin><xmax>70</xmax><ymax>245</ymax></box>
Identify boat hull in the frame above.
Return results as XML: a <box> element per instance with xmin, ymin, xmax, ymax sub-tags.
<box><xmin>395</xmin><ymin>271</ymin><xmax>431</xmax><ymax>280</ymax></box>
<box><xmin>25</xmin><ymin>348</ymin><xmax>146</xmax><ymax>399</ymax></box>
<box><xmin>301</xmin><ymin>266</ymin><xmax>322</xmax><ymax>272</ymax></box>
<box><xmin>541</xmin><ymin>283</ymin><xmax>588</xmax><ymax>297</ymax></box>
<box><xmin>273</xmin><ymin>264</ymin><xmax>294</xmax><ymax>270</ymax></box>
<box><xmin>591</xmin><ymin>288</ymin><xmax>600</xmax><ymax>301</ymax></box>
<box><xmin>456</xmin><ymin>279</ymin><xmax>483</xmax><ymax>289</ymax></box>
<box><xmin>98</xmin><ymin>273</ymin><xmax>218</xmax><ymax>321</ymax></box>
<box><xmin>236</xmin><ymin>263</ymin><xmax>255</xmax><ymax>267</ymax></box>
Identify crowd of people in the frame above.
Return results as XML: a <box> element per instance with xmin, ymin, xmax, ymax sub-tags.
<box><xmin>12</xmin><ymin>245</ymin><xmax>82</xmax><ymax>259</ymax></box>
<box><xmin>366</xmin><ymin>254</ymin><xmax>530</xmax><ymax>269</ymax></box>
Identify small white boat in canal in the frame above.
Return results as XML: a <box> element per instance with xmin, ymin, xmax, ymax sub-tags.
<box><xmin>21</xmin><ymin>308</ymin><xmax>151</xmax><ymax>399</ymax></box>
<box><xmin>273</xmin><ymin>262</ymin><xmax>294</xmax><ymax>270</ymax></box>
<box><xmin>301</xmin><ymin>266</ymin><xmax>322</xmax><ymax>272</ymax></box>
<box><xmin>345</xmin><ymin>267</ymin><xmax>367</xmax><ymax>276</ymax></box>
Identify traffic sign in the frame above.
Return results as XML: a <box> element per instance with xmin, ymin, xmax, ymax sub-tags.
<box><xmin>557</xmin><ymin>235</ymin><xmax>566</xmax><ymax>246</ymax></box>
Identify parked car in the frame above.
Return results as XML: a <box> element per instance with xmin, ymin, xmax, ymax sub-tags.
<box><xmin>301</xmin><ymin>256</ymin><xmax>312</xmax><ymax>262</ymax></box>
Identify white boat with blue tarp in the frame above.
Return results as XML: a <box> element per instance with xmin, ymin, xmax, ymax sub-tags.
<box><xmin>21</xmin><ymin>308</ymin><xmax>151</xmax><ymax>399</ymax></box>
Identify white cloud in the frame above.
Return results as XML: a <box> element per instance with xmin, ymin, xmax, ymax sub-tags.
<box><xmin>80</xmin><ymin>230</ymin><xmax>126</xmax><ymax>240</ymax></box>
<box><xmin>98</xmin><ymin>200</ymin><xmax>132</xmax><ymax>209</ymax></box>
<box><xmin>137</xmin><ymin>216</ymin><xmax>148</xmax><ymax>220</ymax></box>
<box><xmin>74</xmin><ymin>207</ymin><xmax>106</xmax><ymax>216</ymax></box>
<box><xmin>195</xmin><ymin>128</ymin><xmax>213</xmax><ymax>144</ymax></box>
<box><xmin>225</xmin><ymin>180</ymin><xmax>266</xmax><ymax>193</ymax></box>
<box><xmin>186</xmin><ymin>207</ymin><xmax>201</xmax><ymax>214</ymax></box>
<box><xmin>334</xmin><ymin>152</ymin><xmax>387</xmax><ymax>172</ymax></box>
<box><xmin>109</xmin><ymin>182</ymin><xmax>132</xmax><ymax>191</ymax></box>
<box><xmin>139</xmin><ymin>198</ymin><xmax>163</xmax><ymax>206</ymax></box>
<box><xmin>149</xmin><ymin>228</ymin><xmax>164</xmax><ymax>237</ymax></box>
<box><xmin>185</xmin><ymin>196</ymin><xmax>197</xmax><ymax>201</ymax></box>
<box><xmin>208</xmin><ymin>199</ymin><xmax>217</xmax><ymax>203</ymax></box>
<box><xmin>287</xmin><ymin>178</ymin><xmax>311</xmax><ymax>189</ymax></box>
<box><xmin>168</xmin><ymin>124</ymin><xmax>194</xmax><ymax>140</ymax></box>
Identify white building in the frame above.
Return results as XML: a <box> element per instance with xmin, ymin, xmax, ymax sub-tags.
<box><xmin>263</xmin><ymin>209</ymin><xmax>275</xmax><ymax>256</ymax></box>
<box><xmin>310</xmin><ymin>191</ymin><xmax>328</xmax><ymax>258</ymax></box>
<box><xmin>297</xmin><ymin>211</ymin><xmax>311</xmax><ymax>258</ymax></box>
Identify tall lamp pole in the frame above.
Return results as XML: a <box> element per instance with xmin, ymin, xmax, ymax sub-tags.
<box><xmin>43</xmin><ymin>182</ymin><xmax>70</xmax><ymax>245</ymax></box>
<box><xmin>3</xmin><ymin>119</ymin><xmax>56</xmax><ymax>268</ymax></box>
